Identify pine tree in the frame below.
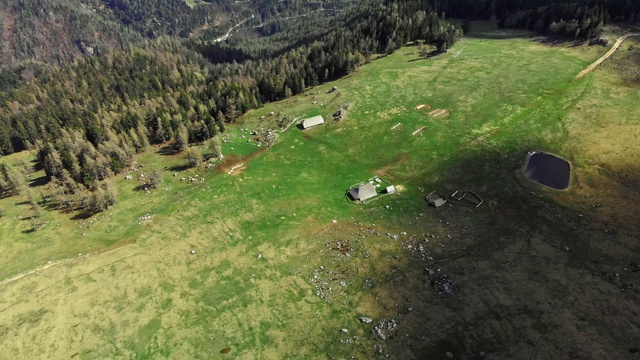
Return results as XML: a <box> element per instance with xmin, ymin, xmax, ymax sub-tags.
<box><xmin>174</xmin><ymin>123</ymin><xmax>189</xmax><ymax>152</ymax></box>
<box><xmin>184</xmin><ymin>148</ymin><xmax>202</xmax><ymax>168</ymax></box>
<box><xmin>206</xmin><ymin>135</ymin><xmax>223</xmax><ymax>159</ymax></box>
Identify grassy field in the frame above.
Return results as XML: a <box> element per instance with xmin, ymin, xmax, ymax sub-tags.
<box><xmin>1</xmin><ymin>24</ymin><xmax>639</xmax><ymax>359</ymax></box>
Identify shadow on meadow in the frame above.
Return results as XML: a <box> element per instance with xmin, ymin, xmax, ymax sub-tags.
<box><xmin>359</xmin><ymin>146</ymin><xmax>640</xmax><ymax>359</ymax></box>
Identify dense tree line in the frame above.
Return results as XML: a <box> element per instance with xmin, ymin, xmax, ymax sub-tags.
<box><xmin>427</xmin><ymin>0</ymin><xmax>640</xmax><ymax>39</ymax></box>
<box><xmin>0</xmin><ymin>41</ymin><xmax>224</xmax><ymax>167</ymax></box>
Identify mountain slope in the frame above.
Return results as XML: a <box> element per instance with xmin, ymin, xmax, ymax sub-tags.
<box><xmin>0</xmin><ymin>0</ymin><xmax>144</xmax><ymax>65</ymax></box>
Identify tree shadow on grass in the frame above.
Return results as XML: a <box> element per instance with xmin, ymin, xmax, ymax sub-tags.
<box><xmin>133</xmin><ymin>184</ymin><xmax>153</xmax><ymax>192</ymax></box>
<box><xmin>407</xmin><ymin>49</ymin><xmax>443</xmax><ymax>62</ymax></box>
<box><xmin>157</xmin><ymin>145</ymin><xmax>179</xmax><ymax>156</ymax></box>
<box><xmin>167</xmin><ymin>164</ymin><xmax>191</xmax><ymax>172</ymax></box>
<box><xmin>0</xmin><ymin>190</ymin><xmax>14</xmax><ymax>200</ymax></box>
<box><xmin>31</xmin><ymin>158</ymin><xmax>44</xmax><ymax>171</ymax></box>
<box><xmin>71</xmin><ymin>210</ymin><xmax>97</xmax><ymax>220</ymax></box>
<box><xmin>466</xmin><ymin>31</ymin><xmax>533</xmax><ymax>40</ymax></box>
<box><xmin>29</xmin><ymin>175</ymin><xmax>49</xmax><ymax>188</ymax></box>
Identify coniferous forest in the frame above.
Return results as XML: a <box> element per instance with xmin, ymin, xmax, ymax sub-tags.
<box><xmin>428</xmin><ymin>0</ymin><xmax>640</xmax><ymax>39</ymax></box>
<box><xmin>0</xmin><ymin>0</ymin><xmax>636</xmax><ymax>215</ymax></box>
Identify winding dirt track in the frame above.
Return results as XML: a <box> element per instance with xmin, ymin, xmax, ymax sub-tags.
<box><xmin>0</xmin><ymin>259</ymin><xmax>73</xmax><ymax>287</ymax></box>
<box><xmin>575</xmin><ymin>33</ymin><xmax>639</xmax><ymax>79</ymax></box>
<box><xmin>212</xmin><ymin>14</ymin><xmax>255</xmax><ymax>43</ymax></box>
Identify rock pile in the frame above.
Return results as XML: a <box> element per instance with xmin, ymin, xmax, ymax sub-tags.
<box><xmin>138</xmin><ymin>214</ymin><xmax>152</xmax><ymax>224</ymax></box>
<box><xmin>424</xmin><ymin>267</ymin><xmax>456</xmax><ymax>295</ymax></box>
<box><xmin>251</xmin><ymin>128</ymin><xmax>278</xmax><ymax>147</ymax></box>
<box><xmin>332</xmin><ymin>102</ymin><xmax>351</xmax><ymax>122</ymax></box>
<box><xmin>372</xmin><ymin>318</ymin><xmax>398</xmax><ymax>341</ymax></box>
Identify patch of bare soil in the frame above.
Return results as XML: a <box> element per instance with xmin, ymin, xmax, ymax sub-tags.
<box><xmin>216</xmin><ymin>147</ymin><xmax>269</xmax><ymax>175</ymax></box>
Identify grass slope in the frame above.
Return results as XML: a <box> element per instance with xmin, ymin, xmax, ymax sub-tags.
<box><xmin>1</xmin><ymin>25</ymin><xmax>639</xmax><ymax>359</ymax></box>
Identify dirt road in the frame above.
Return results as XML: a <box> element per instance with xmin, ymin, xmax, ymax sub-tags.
<box><xmin>212</xmin><ymin>14</ymin><xmax>255</xmax><ymax>43</ymax></box>
<box><xmin>575</xmin><ymin>33</ymin><xmax>638</xmax><ymax>79</ymax></box>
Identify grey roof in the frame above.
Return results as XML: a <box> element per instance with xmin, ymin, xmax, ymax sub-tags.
<box><xmin>432</xmin><ymin>198</ymin><xmax>446</xmax><ymax>207</ymax></box>
<box><xmin>426</xmin><ymin>191</ymin><xmax>447</xmax><ymax>207</ymax></box>
<box><xmin>301</xmin><ymin>115</ymin><xmax>325</xmax><ymax>129</ymax></box>
<box><xmin>349</xmin><ymin>183</ymin><xmax>377</xmax><ymax>201</ymax></box>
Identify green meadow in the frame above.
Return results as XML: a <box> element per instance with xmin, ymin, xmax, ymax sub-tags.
<box><xmin>1</xmin><ymin>25</ymin><xmax>639</xmax><ymax>359</ymax></box>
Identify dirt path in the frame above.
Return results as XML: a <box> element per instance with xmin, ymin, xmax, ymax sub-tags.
<box><xmin>575</xmin><ymin>33</ymin><xmax>639</xmax><ymax>79</ymax></box>
<box><xmin>280</xmin><ymin>115</ymin><xmax>304</xmax><ymax>133</ymax></box>
<box><xmin>0</xmin><ymin>259</ymin><xmax>74</xmax><ymax>287</ymax></box>
<box><xmin>0</xmin><ymin>240</ymin><xmax>137</xmax><ymax>288</ymax></box>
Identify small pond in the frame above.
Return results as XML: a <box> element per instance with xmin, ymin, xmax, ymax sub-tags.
<box><xmin>523</xmin><ymin>152</ymin><xmax>571</xmax><ymax>190</ymax></box>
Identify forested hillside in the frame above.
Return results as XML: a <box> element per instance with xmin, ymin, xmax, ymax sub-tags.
<box><xmin>0</xmin><ymin>0</ymin><xmax>352</xmax><ymax>68</ymax></box>
<box><xmin>0</xmin><ymin>0</ymin><xmax>143</xmax><ymax>65</ymax></box>
<box><xmin>103</xmin><ymin>0</ymin><xmax>232</xmax><ymax>38</ymax></box>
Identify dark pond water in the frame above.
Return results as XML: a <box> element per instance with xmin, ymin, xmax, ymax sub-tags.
<box><xmin>524</xmin><ymin>152</ymin><xmax>571</xmax><ymax>190</ymax></box>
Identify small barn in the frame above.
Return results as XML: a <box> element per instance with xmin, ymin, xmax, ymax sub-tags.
<box><xmin>300</xmin><ymin>115</ymin><xmax>325</xmax><ymax>130</ymax></box>
<box><xmin>426</xmin><ymin>191</ymin><xmax>447</xmax><ymax>208</ymax></box>
<box><xmin>348</xmin><ymin>183</ymin><xmax>377</xmax><ymax>202</ymax></box>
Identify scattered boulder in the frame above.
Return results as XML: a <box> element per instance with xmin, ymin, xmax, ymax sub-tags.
<box><xmin>332</xmin><ymin>102</ymin><xmax>351</xmax><ymax>122</ymax></box>
<box><xmin>360</xmin><ymin>317</ymin><xmax>373</xmax><ymax>324</ymax></box>
<box><xmin>424</xmin><ymin>267</ymin><xmax>456</xmax><ymax>295</ymax></box>
<box><xmin>372</xmin><ymin>318</ymin><xmax>398</xmax><ymax>341</ymax></box>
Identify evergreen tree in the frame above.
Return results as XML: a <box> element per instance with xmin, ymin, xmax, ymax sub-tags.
<box><xmin>174</xmin><ymin>123</ymin><xmax>189</xmax><ymax>152</ymax></box>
